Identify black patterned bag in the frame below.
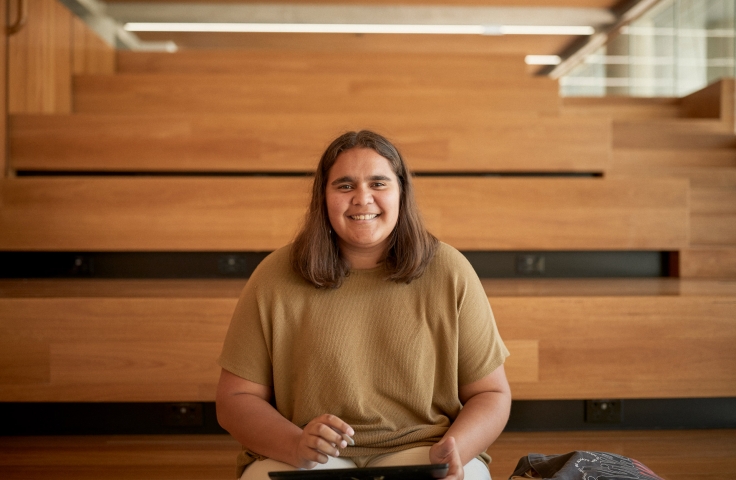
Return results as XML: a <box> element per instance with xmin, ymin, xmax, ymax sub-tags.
<box><xmin>509</xmin><ymin>451</ymin><xmax>664</xmax><ymax>480</ymax></box>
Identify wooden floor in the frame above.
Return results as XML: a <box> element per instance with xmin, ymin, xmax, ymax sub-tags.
<box><xmin>1</xmin><ymin>430</ymin><xmax>734</xmax><ymax>480</ymax></box>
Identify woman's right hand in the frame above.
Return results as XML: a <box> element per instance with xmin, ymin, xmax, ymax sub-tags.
<box><xmin>293</xmin><ymin>414</ymin><xmax>355</xmax><ymax>469</ymax></box>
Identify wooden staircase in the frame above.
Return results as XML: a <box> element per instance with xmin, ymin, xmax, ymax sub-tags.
<box><xmin>564</xmin><ymin>80</ymin><xmax>736</xmax><ymax>279</ymax></box>
<box><xmin>2</xmin><ymin>2</ymin><xmax>736</xmax><ymax>479</ymax></box>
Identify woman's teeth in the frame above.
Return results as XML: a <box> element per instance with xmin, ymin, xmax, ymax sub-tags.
<box><xmin>351</xmin><ymin>214</ymin><xmax>378</xmax><ymax>220</ymax></box>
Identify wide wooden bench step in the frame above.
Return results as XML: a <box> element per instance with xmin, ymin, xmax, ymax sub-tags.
<box><xmin>9</xmin><ymin>113</ymin><xmax>611</xmax><ymax>173</ymax></box>
<box><xmin>1</xmin><ymin>278</ymin><xmax>734</xmax><ymax>402</ymax></box>
<box><xmin>613</xmin><ymin>119</ymin><xmax>736</xmax><ymax>149</ymax></box>
<box><xmin>0</xmin><ymin>177</ymin><xmax>689</xmax><ymax>251</ymax></box>
<box><xmin>72</xmin><ymin>74</ymin><xmax>561</xmax><ymax>115</ymax></box>
<box><xmin>1</xmin><ymin>430</ymin><xmax>734</xmax><ymax>480</ymax></box>
<box><xmin>116</xmin><ymin>50</ymin><xmax>530</xmax><ymax>80</ymax></box>
<box><xmin>613</xmin><ymin>148</ymin><xmax>736</xmax><ymax>169</ymax></box>
<box><xmin>607</xmin><ymin>166</ymin><xmax>736</xmax><ymax>188</ymax></box>
<box><xmin>681</xmin><ymin>247</ymin><xmax>736</xmax><ymax>278</ymax></box>
<box><xmin>690</xmin><ymin>187</ymin><xmax>736</xmax><ymax>246</ymax></box>
<box><xmin>562</xmin><ymin>96</ymin><xmax>683</xmax><ymax>120</ymax></box>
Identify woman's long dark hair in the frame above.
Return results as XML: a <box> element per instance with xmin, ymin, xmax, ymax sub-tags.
<box><xmin>290</xmin><ymin>130</ymin><xmax>438</xmax><ymax>288</ymax></box>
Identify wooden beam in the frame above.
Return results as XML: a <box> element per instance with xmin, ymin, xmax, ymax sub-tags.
<box><xmin>681</xmin><ymin>78</ymin><xmax>736</xmax><ymax>133</ymax></box>
<box><xmin>7</xmin><ymin>0</ymin><xmax>72</xmax><ymax>114</ymax></box>
<box><xmin>1</xmin><ymin>0</ymin><xmax>7</xmax><ymax>177</ymax></box>
<box><xmin>71</xmin><ymin>15</ymin><xmax>115</xmax><ymax>75</ymax></box>
<box><xmin>0</xmin><ymin>177</ymin><xmax>689</xmax><ymax>251</ymax></box>
<box><xmin>72</xmin><ymin>73</ymin><xmax>561</xmax><ymax>115</ymax></box>
<box><xmin>1</xmin><ymin>279</ymin><xmax>734</xmax><ymax>402</ymax></box>
<box><xmin>9</xmin><ymin>113</ymin><xmax>611</xmax><ymax>173</ymax></box>
<box><xmin>681</xmin><ymin>247</ymin><xmax>736</xmax><ymax>279</ymax></box>
<box><xmin>116</xmin><ymin>51</ymin><xmax>529</xmax><ymax>80</ymax></box>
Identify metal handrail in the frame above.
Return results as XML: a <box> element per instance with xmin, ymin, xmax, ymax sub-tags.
<box><xmin>8</xmin><ymin>0</ymin><xmax>28</xmax><ymax>35</ymax></box>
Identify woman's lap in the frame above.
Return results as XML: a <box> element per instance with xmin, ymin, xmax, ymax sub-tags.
<box><xmin>240</xmin><ymin>447</ymin><xmax>491</xmax><ymax>480</ymax></box>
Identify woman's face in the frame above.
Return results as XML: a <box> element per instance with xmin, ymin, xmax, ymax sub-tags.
<box><xmin>325</xmin><ymin>148</ymin><xmax>401</xmax><ymax>266</ymax></box>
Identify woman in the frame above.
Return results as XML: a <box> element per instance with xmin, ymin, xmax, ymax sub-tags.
<box><xmin>216</xmin><ymin>130</ymin><xmax>511</xmax><ymax>480</ymax></box>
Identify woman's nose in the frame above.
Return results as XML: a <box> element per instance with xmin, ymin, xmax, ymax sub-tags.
<box><xmin>352</xmin><ymin>186</ymin><xmax>374</xmax><ymax>205</ymax></box>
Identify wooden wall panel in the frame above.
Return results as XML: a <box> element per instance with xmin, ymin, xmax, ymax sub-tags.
<box><xmin>72</xmin><ymin>74</ymin><xmax>561</xmax><ymax>115</ymax></box>
<box><xmin>502</xmin><ymin>340</ymin><xmax>538</xmax><ymax>383</ymax></box>
<box><xmin>562</xmin><ymin>96</ymin><xmax>682</xmax><ymax>121</ymax></box>
<box><xmin>0</xmin><ymin>338</ymin><xmax>49</xmax><ymax>384</ymax></box>
<box><xmin>71</xmin><ymin>15</ymin><xmax>115</xmax><ymax>75</ymax></box>
<box><xmin>0</xmin><ymin>177</ymin><xmax>311</xmax><ymax>251</ymax></box>
<box><xmin>493</xmin><ymin>295</ymin><xmax>736</xmax><ymax>399</ymax></box>
<box><xmin>1</xmin><ymin>0</ymin><xmax>7</xmax><ymax>177</ymax></box>
<box><xmin>0</xmin><ymin>177</ymin><xmax>689</xmax><ymax>251</ymax></box>
<box><xmin>116</xmin><ymin>51</ymin><xmax>529</xmax><ymax>80</ymax></box>
<box><xmin>613</xmin><ymin>120</ymin><xmax>736</xmax><ymax>149</ymax></box>
<box><xmin>2</xmin><ymin>281</ymin><xmax>734</xmax><ymax>401</ymax></box>
<box><xmin>0</xmin><ymin>297</ymin><xmax>234</xmax><ymax>401</ymax></box>
<box><xmin>415</xmin><ymin>177</ymin><xmax>688</xmax><ymax>250</ymax></box>
<box><xmin>612</xmin><ymin>148</ymin><xmax>736</xmax><ymax>169</ymax></box>
<box><xmin>690</xmin><ymin>188</ymin><xmax>736</xmax><ymax>246</ymax></box>
<box><xmin>680</xmin><ymin>78</ymin><xmax>736</xmax><ymax>132</ymax></box>
<box><xmin>9</xmin><ymin>113</ymin><xmax>611</xmax><ymax>173</ymax></box>
<box><xmin>681</xmin><ymin>247</ymin><xmax>736</xmax><ymax>278</ymax></box>
<box><xmin>8</xmin><ymin>0</ymin><xmax>72</xmax><ymax>114</ymax></box>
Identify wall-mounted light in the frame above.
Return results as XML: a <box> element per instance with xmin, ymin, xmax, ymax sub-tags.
<box><xmin>525</xmin><ymin>55</ymin><xmax>562</xmax><ymax>65</ymax></box>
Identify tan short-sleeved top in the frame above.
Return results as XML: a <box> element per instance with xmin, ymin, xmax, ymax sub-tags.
<box><xmin>218</xmin><ymin>242</ymin><xmax>509</xmax><ymax>470</ymax></box>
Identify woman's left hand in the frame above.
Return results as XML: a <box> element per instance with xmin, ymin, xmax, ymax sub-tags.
<box><xmin>429</xmin><ymin>436</ymin><xmax>464</xmax><ymax>480</ymax></box>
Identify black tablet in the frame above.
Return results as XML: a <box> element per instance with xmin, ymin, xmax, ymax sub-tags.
<box><xmin>268</xmin><ymin>463</ymin><xmax>449</xmax><ymax>480</ymax></box>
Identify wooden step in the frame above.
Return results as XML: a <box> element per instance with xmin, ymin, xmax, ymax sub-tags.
<box><xmin>690</xmin><ymin>187</ymin><xmax>736</xmax><ymax>246</ymax></box>
<box><xmin>1</xmin><ymin>278</ymin><xmax>734</xmax><ymax>402</ymax></box>
<box><xmin>2</xmin><ymin>430</ymin><xmax>734</xmax><ymax>480</ymax></box>
<box><xmin>681</xmin><ymin>78</ymin><xmax>735</xmax><ymax>131</ymax></box>
<box><xmin>72</xmin><ymin>74</ymin><xmax>561</xmax><ymax>115</ymax></box>
<box><xmin>613</xmin><ymin>148</ymin><xmax>736</xmax><ymax>169</ymax></box>
<box><xmin>607</xmin><ymin>166</ymin><xmax>736</xmax><ymax>188</ymax></box>
<box><xmin>9</xmin><ymin>113</ymin><xmax>610</xmax><ymax>173</ymax></box>
<box><xmin>0</xmin><ymin>177</ymin><xmax>689</xmax><ymax>251</ymax></box>
<box><xmin>562</xmin><ymin>96</ymin><xmax>682</xmax><ymax>120</ymax></box>
<box><xmin>613</xmin><ymin>119</ymin><xmax>736</xmax><ymax>149</ymax></box>
<box><xmin>116</xmin><ymin>50</ymin><xmax>529</xmax><ymax>80</ymax></box>
<box><xmin>681</xmin><ymin>247</ymin><xmax>736</xmax><ymax>279</ymax></box>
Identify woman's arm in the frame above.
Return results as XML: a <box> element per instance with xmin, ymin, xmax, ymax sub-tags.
<box><xmin>429</xmin><ymin>364</ymin><xmax>512</xmax><ymax>479</ymax></box>
<box><xmin>216</xmin><ymin>368</ymin><xmax>354</xmax><ymax>469</ymax></box>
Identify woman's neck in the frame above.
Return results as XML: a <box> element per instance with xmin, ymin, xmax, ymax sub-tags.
<box><xmin>339</xmin><ymin>243</ymin><xmax>386</xmax><ymax>270</ymax></box>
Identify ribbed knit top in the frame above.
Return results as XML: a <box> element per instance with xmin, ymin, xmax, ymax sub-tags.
<box><xmin>218</xmin><ymin>242</ymin><xmax>508</xmax><ymax>472</ymax></box>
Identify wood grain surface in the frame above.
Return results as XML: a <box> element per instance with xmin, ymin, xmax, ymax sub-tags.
<box><xmin>0</xmin><ymin>177</ymin><xmax>689</xmax><ymax>251</ymax></box>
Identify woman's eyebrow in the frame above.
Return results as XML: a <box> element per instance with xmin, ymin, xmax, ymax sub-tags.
<box><xmin>369</xmin><ymin>175</ymin><xmax>393</xmax><ymax>182</ymax></box>
<box><xmin>330</xmin><ymin>176</ymin><xmax>354</xmax><ymax>185</ymax></box>
<box><xmin>330</xmin><ymin>175</ymin><xmax>392</xmax><ymax>185</ymax></box>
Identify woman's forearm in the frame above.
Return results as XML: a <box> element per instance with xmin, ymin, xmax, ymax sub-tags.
<box><xmin>445</xmin><ymin>390</ymin><xmax>512</xmax><ymax>465</ymax></box>
<box><xmin>217</xmin><ymin>390</ymin><xmax>304</xmax><ymax>467</ymax></box>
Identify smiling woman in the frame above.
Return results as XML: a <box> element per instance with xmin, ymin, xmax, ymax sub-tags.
<box><xmin>291</xmin><ymin>130</ymin><xmax>438</xmax><ymax>288</ymax></box>
<box><xmin>215</xmin><ymin>130</ymin><xmax>511</xmax><ymax>480</ymax></box>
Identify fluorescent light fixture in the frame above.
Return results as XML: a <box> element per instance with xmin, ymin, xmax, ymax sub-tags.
<box><xmin>123</xmin><ymin>22</ymin><xmax>594</xmax><ymax>36</ymax></box>
<box><xmin>525</xmin><ymin>55</ymin><xmax>561</xmax><ymax>65</ymax></box>
<box><xmin>501</xmin><ymin>25</ymin><xmax>594</xmax><ymax>35</ymax></box>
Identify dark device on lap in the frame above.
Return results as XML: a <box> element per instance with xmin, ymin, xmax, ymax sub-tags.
<box><xmin>268</xmin><ymin>464</ymin><xmax>449</xmax><ymax>480</ymax></box>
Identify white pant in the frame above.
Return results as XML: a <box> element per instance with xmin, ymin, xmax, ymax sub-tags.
<box><xmin>240</xmin><ymin>446</ymin><xmax>491</xmax><ymax>480</ymax></box>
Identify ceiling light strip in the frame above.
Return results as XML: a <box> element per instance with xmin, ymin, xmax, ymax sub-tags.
<box><xmin>123</xmin><ymin>22</ymin><xmax>594</xmax><ymax>36</ymax></box>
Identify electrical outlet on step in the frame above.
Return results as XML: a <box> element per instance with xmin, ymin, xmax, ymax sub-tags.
<box><xmin>164</xmin><ymin>402</ymin><xmax>204</xmax><ymax>427</ymax></box>
<box><xmin>585</xmin><ymin>399</ymin><xmax>623</xmax><ymax>424</ymax></box>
